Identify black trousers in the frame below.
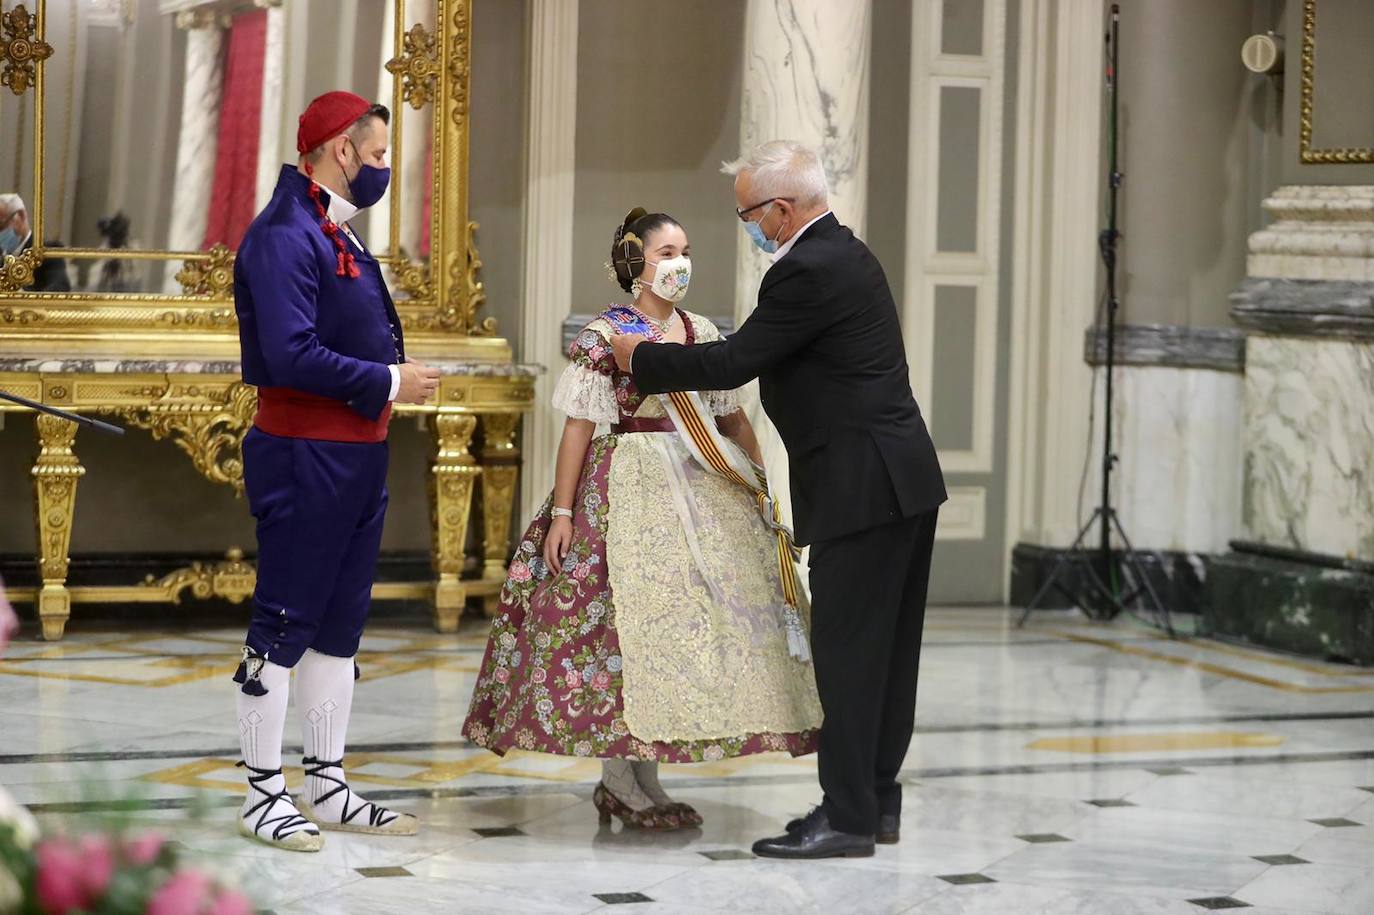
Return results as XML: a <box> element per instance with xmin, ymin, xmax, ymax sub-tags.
<box><xmin>808</xmin><ymin>508</ymin><xmax>938</xmax><ymax>835</ymax></box>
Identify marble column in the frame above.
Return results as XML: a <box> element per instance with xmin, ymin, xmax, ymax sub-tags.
<box><xmin>1205</xmin><ymin>186</ymin><xmax>1374</xmax><ymax>665</ymax></box>
<box><xmin>517</xmin><ymin>0</ymin><xmax>579</xmax><ymax>520</ymax></box>
<box><xmin>1005</xmin><ymin>0</ymin><xmax>1105</xmax><ymax>554</ymax></box>
<box><xmin>1083</xmin><ymin>326</ymin><xmax>1246</xmax><ymax>556</ymax></box>
<box><xmin>163</xmin><ymin>9</ymin><xmax>227</xmax><ymax>290</ymax></box>
<box><xmin>254</xmin><ymin>0</ymin><xmax>286</xmax><ymax>212</ymax></box>
<box><xmin>1234</xmin><ymin>186</ymin><xmax>1374</xmax><ymax>562</ymax></box>
<box><xmin>735</xmin><ymin>0</ymin><xmax>872</xmax><ymax>548</ymax></box>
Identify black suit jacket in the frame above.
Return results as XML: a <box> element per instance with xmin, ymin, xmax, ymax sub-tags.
<box><xmin>21</xmin><ymin>237</ymin><xmax>72</xmax><ymax>292</ymax></box>
<box><xmin>632</xmin><ymin>213</ymin><xmax>946</xmax><ymax>546</ymax></box>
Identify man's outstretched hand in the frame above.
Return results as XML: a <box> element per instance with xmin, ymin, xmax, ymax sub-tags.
<box><xmin>611</xmin><ymin>334</ymin><xmax>647</xmax><ymax>372</ymax></box>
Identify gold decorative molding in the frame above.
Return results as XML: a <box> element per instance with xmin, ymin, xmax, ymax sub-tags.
<box><xmin>1300</xmin><ymin>0</ymin><xmax>1374</xmax><ymax>165</ymax></box>
<box><xmin>447</xmin><ymin>1</ymin><xmax>471</xmax><ymax>128</ymax></box>
<box><xmin>466</xmin><ymin>221</ymin><xmax>494</xmax><ymax>335</ymax></box>
<box><xmin>140</xmin><ymin>548</ymin><xmax>256</xmax><ymax>604</ymax></box>
<box><xmin>386</xmin><ymin>21</ymin><xmax>440</xmax><ymax>109</ymax></box>
<box><xmin>32</xmin><ymin>415</ymin><xmax>84</xmax><ymax>641</ymax></box>
<box><xmin>429</xmin><ymin>411</ymin><xmax>480</xmax><ymax>632</ymax></box>
<box><xmin>115</xmin><ymin>382</ymin><xmax>257</xmax><ymax>495</ymax></box>
<box><xmin>175</xmin><ymin>244</ymin><xmax>236</xmax><ymax>298</ymax></box>
<box><xmin>391</xmin><ymin>249</ymin><xmax>434</xmax><ymax>300</ymax></box>
<box><xmin>174</xmin><ymin>8</ymin><xmax>231</xmax><ymax>30</ymax></box>
<box><xmin>477</xmin><ymin>412</ymin><xmax>519</xmax><ymax>614</ymax></box>
<box><xmin>1</xmin><ymin>4</ymin><xmax>51</xmax><ymax>96</ymax></box>
<box><xmin>0</xmin><ymin>247</ymin><xmax>42</xmax><ymax>292</ymax></box>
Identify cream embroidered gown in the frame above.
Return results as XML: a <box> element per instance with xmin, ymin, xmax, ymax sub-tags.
<box><xmin>462</xmin><ymin>307</ymin><xmax>822</xmax><ymax>761</ymax></box>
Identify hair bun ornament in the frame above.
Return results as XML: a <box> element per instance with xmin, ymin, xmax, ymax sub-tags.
<box><xmin>610</xmin><ymin>207</ymin><xmax>650</xmax><ymax>293</ymax></box>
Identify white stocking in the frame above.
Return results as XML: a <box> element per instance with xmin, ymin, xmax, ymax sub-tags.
<box><xmin>236</xmin><ymin>659</ymin><xmax>319</xmax><ymax>847</ymax></box>
<box><xmin>601</xmin><ymin>759</ymin><xmax>654</xmax><ymax>811</ymax></box>
<box><xmin>296</xmin><ymin>649</ymin><xmax>411</xmax><ymax>833</ymax></box>
<box><xmin>632</xmin><ymin>761</ymin><xmax>674</xmax><ymax>807</ymax></box>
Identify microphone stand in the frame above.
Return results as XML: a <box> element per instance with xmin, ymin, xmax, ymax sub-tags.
<box><xmin>0</xmin><ymin>390</ymin><xmax>125</xmax><ymax>436</ymax></box>
<box><xmin>1016</xmin><ymin>4</ymin><xmax>1172</xmax><ymax>636</ymax></box>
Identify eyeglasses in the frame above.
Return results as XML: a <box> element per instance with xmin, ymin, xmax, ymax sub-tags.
<box><xmin>735</xmin><ymin>197</ymin><xmax>793</xmax><ymax>222</ymax></box>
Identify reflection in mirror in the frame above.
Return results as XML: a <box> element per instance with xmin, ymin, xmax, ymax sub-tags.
<box><xmin>10</xmin><ymin>0</ymin><xmax>435</xmax><ymax>296</ymax></box>
<box><xmin>0</xmin><ymin>0</ymin><xmax>73</xmax><ymax>291</ymax></box>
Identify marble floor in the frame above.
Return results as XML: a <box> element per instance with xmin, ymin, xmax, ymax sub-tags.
<box><xmin>1</xmin><ymin>607</ymin><xmax>1372</xmax><ymax>914</ymax></box>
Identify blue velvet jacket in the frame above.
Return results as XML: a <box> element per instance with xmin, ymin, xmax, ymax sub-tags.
<box><xmin>235</xmin><ymin>165</ymin><xmax>404</xmax><ymax>421</ymax></box>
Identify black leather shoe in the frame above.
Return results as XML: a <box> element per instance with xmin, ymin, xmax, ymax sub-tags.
<box><xmin>787</xmin><ymin>808</ymin><xmax>899</xmax><ymax>845</ymax></box>
<box><xmin>753</xmin><ymin>810</ymin><xmax>875</xmax><ymax>859</ymax></box>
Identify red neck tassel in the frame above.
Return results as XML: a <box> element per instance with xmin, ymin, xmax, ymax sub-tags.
<box><xmin>303</xmin><ymin>161</ymin><xmax>358</xmax><ymax>281</ymax></box>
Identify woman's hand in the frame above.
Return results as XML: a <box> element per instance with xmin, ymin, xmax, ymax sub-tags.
<box><xmin>544</xmin><ymin>516</ymin><xmax>574</xmax><ymax>575</ymax></box>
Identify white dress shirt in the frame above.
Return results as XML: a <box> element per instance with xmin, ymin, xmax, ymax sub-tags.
<box><xmin>770</xmin><ymin>210</ymin><xmax>832</xmax><ymax>264</ymax></box>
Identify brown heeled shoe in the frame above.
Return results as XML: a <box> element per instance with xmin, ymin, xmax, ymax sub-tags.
<box><xmin>593</xmin><ymin>783</ymin><xmax>683</xmax><ymax>830</ymax></box>
<box><xmin>667</xmin><ymin>802</ymin><xmax>704</xmax><ymax>827</ymax></box>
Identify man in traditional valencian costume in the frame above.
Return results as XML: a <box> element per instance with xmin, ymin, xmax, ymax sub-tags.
<box><xmin>231</xmin><ymin>91</ymin><xmax>440</xmax><ymax>851</ymax></box>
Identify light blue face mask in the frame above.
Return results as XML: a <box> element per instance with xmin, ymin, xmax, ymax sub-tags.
<box><xmin>743</xmin><ymin>203</ymin><xmax>780</xmax><ymax>254</ymax></box>
<box><xmin>0</xmin><ymin>227</ymin><xmax>20</xmax><ymax>256</ymax></box>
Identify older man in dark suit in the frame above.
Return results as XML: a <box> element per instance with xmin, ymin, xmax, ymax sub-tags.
<box><xmin>612</xmin><ymin>141</ymin><xmax>946</xmax><ymax>859</ymax></box>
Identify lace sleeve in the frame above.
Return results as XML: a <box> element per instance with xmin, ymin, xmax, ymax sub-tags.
<box><xmin>552</xmin><ymin>364</ymin><xmax>619</xmax><ymax>424</ymax></box>
<box><xmin>705</xmin><ymin>388</ymin><xmax>741</xmax><ymax>417</ymax></box>
<box><xmin>552</xmin><ymin>326</ymin><xmax>618</xmax><ymax>423</ymax></box>
<box><xmin>685</xmin><ymin>313</ymin><xmax>742</xmax><ymax>417</ymax></box>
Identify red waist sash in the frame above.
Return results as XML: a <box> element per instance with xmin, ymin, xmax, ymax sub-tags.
<box><xmin>254</xmin><ymin>387</ymin><xmax>391</xmax><ymax>443</ymax></box>
<box><xmin>611</xmin><ymin>416</ymin><xmax>676</xmax><ymax>434</ymax></box>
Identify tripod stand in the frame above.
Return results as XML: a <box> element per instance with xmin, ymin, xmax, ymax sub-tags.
<box><xmin>1017</xmin><ymin>4</ymin><xmax>1172</xmax><ymax>636</ymax></box>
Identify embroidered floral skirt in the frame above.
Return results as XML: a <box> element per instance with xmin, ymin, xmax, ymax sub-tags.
<box><xmin>462</xmin><ymin>433</ymin><xmax>822</xmax><ymax>763</ymax></box>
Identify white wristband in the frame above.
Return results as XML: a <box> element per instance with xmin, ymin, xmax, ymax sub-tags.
<box><xmin>551</xmin><ymin>507</ymin><xmax>573</xmax><ymax>519</ymax></box>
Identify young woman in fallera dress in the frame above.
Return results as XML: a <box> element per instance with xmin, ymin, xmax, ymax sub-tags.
<box><xmin>463</xmin><ymin>208</ymin><xmax>822</xmax><ymax>829</ymax></box>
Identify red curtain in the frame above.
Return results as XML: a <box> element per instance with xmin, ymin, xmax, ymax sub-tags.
<box><xmin>202</xmin><ymin>9</ymin><xmax>268</xmax><ymax>250</ymax></box>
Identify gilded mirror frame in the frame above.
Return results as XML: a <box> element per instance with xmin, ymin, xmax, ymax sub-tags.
<box><xmin>1300</xmin><ymin>0</ymin><xmax>1374</xmax><ymax>164</ymax></box>
<box><xmin>0</xmin><ymin>0</ymin><xmax>504</xmax><ymax>358</ymax></box>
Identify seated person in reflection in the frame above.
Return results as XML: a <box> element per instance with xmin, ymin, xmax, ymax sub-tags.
<box><xmin>463</xmin><ymin>208</ymin><xmax>822</xmax><ymax>831</ymax></box>
<box><xmin>0</xmin><ymin>193</ymin><xmax>72</xmax><ymax>292</ymax></box>
<box><xmin>86</xmin><ymin>211</ymin><xmax>143</xmax><ymax>293</ymax></box>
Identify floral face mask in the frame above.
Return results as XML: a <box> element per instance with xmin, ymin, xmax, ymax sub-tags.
<box><xmin>642</xmin><ymin>254</ymin><xmax>691</xmax><ymax>303</ymax></box>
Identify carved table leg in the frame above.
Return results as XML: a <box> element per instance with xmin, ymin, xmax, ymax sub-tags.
<box><xmin>479</xmin><ymin>413</ymin><xmax>521</xmax><ymax>618</ymax></box>
<box><xmin>429</xmin><ymin>413</ymin><xmax>480</xmax><ymax>633</ymax></box>
<box><xmin>32</xmin><ymin>416</ymin><xmax>85</xmax><ymax>641</ymax></box>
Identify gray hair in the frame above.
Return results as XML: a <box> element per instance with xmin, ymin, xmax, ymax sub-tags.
<box><xmin>0</xmin><ymin>193</ymin><xmax>25</xmax><ymax>217</ymax></box>
<box><xmin>722</xmin><ymin>141</ymin><xmax>829</xmax><ymax>209</ymax></box>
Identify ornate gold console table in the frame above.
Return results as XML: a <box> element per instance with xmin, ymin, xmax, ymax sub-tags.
<box><xmin>0</xmin><ymin>0</ymin><xmax>538</xmax><ymax>639</ymax></box>
<box><xmin>0</xmin><ymin>357</ymin><xmax>535</xmax><ymax>640</ymax></box>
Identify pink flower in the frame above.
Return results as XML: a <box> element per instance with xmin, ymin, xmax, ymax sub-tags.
<box><xmin>588</xmin><ymin>345</ymin><xmax>606</xmax><ymax>361</ymax></box>
<box><xmin>75</xmin><ymin>834</ymin><xmax>114</xmax><ymax>900</ymax></box>
<box><xmin>205</xmin><ymin>889</ymin><xmax>254</xmax><ymax>915</ymax></box>
<box><xmin>122</xmin><ymin>832</ymin><xmax>165</xmax><ymax>867</ymax></box>
<box><xmin>572</xmin><ymin>564</ymin><xmax>590</xmax><ymax>581</ymax></box>
<box><xmin>591</xmin><ymin>671</ymin><xmax>612</xmax><ymax>691</ymax></box>
<box><xmin>565</xmin><ymin>670</ymin><xmax>581</xmax><ymax>689</ymax></box>
<box><xmin>35</xmin><ymin>839</ymin><xmax>89</xmax><ymax>915</ymax></box>
<box><xmin>509</xmin><ymin>561</ymin><xmax>531</xmax><ymax>583</ymax></box>
<box><xmin>146</xmin><ymin>870</ymin><xmax>213</xmax><ymax>915</ymax></box>
<box><xmin>531</xmin><ymin>667</ymin><xmax>547</xmax><ymax>684</ymax></box>
<box><xmin>494</xmin><ymin>667</ymin><xmax>511</xmax><ymax>684</ymax></box>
